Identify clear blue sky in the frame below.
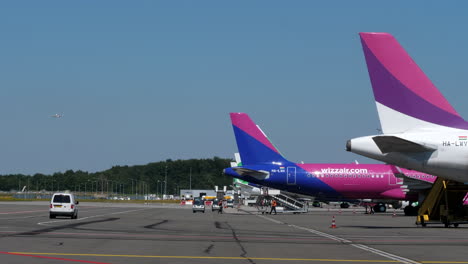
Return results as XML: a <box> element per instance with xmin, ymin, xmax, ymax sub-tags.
<box><xmin>1</xmin><ymin>1</ymin><xmax>468</xmax><ymax>174</ymax></box>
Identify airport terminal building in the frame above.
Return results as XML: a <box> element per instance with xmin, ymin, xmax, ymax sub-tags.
<box><xmin>180</xmin><ymin>189</ymin><xmax>217</xmax><ymax>199</ymax></box>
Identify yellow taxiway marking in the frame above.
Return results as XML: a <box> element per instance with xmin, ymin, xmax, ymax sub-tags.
<box><xmin>9</xmin><ymin>252</ymin><xmax>399</xmax><ymax>262</ymax></box>
<box><xmin>9</xmin><ymin>252</ymin><xmax>468</xmax><ymax>263</ymax></box>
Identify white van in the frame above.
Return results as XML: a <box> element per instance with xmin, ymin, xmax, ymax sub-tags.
<box><xmin>49</xmin><ymin>192</ymin><xmax>79</xmax><ymax>219</ymax></box>
<box><xmin>192</xmin><ymin>198</ymin><xmax>205</xmax><ymax>213</ymax></box>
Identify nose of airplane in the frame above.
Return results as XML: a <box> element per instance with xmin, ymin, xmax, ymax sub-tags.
<box><xmin>346</xmin><ymin>139</ymin><xmax>352</xmax><ymax>152</ymax></box>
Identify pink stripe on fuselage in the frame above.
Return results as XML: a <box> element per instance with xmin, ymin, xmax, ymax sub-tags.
<box><xmin>360</xmin><ymin>32</ymin><xmax>459</xmax><ymax>117</ymax></box>
<box><xmin>297</xmin><ymin>163</ymin><xmax>397</xmax><ymax>194</ymax></box>
<box><xmin>230</xmin><ymin>113</ymin><xmax>279</xmax><ymax>153</ymax></box>
<box><xmin>296</xmin><ymin>163</ymin><xmax>435</xmax><ymax>199</ymax></box>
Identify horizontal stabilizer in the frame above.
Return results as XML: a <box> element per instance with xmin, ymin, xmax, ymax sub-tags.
<box><xmin>372</xmin><ymin>136</ymin><xmax>435</xmax><ymax>153</ymax></box>
<box><xmin>232</xmin><ymin>167</ymin><xmax>270</xmax><ymax>180</ymax></box>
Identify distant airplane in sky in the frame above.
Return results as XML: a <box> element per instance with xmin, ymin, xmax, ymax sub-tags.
<box><xmin>51</xmin><ymin>114</ymin><xmax>63</xmax><ymax>118</ymax></box>
<box><xmin>346</xmin><ymin>32</ymin><xmax>468</xmax><ymax>184</ymax></box>
<box><xmin>224</xmin><ymin>113</ymin><xmax>438</xmax><ymax>215</ymax></box>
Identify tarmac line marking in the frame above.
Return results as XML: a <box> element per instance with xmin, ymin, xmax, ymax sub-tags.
<box><xmin>0</xmin><ymin>209</ymin><xmax>45</xmax><ymax>215</ymax></box>
<box><xmin>38</xmin><ymin>208</ymin><xmax>148</xmax><ymax>225</ymax></box>
<box><xmin>421</xmin><ymin>260</ymin><xmax>468</xmax><ymax>264</ymax></box>
<box><xmin>0</xmin><ymin>208</ymin><xmax>119</xmax><ymax>221</ymax></box>
<box><xmin>8</xmin><ymin>252</ymin><xmax>468</xmax><ymax>263</ymax></box>
<box><xmin>257</xmin><ymin>215</ymin><xmax>420</xmax><ymax>264</ymax></box>
<box><xmin>0</xmin><ymin>251</ymin><xmax>111</xmax><ymax>264</ymax></box>
<box><xmin>8</xmin><ymin>252</ymin><xmax>402</xmax><ymax>262</ymax></box>
<box><xmin>0</xmin><ymin>215</ymin><xmax>40</xmax><ymax>220</ymax></box>
<box><xmin>351</xmin><ymin>244</ymin><xmax>420</xmax><ymax>264</ymax></box>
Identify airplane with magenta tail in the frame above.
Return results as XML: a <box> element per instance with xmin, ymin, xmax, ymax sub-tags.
<box><xmin>224</xmin><ymin>112</ymin><xmax>439</xmax><ymax>214</ymax></box>
<box><xmin>346</xmin><ymin>33</ymin><xmax>468</xmax><ymax>184</ymax></box>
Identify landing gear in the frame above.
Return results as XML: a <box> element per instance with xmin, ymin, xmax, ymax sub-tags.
<box><xmin>364</xmin><ymin>204</ymin><xmax>374</xmax><ymax>214</ymax></box>
<box><xmin>373</xmin><ymin>202</ymin><xmax>386</xmax><ymax>213</ymax></box>
<box><xmin>340</xmin><ymin>202</ymin><xmax>350</xmax><ymax>209</ymax></box>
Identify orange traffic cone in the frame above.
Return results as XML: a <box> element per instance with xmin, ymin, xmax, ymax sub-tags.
<box><xmin>353</xmin><ymin>209</ymin><xmax>356</xmax><ymax>214</ymax></box>
<box><xmin>339</xmin><ymin>209</ymin><xmax>342</xmax><ymax>214</ymax></box>
<box><xmin>330</xmin><ymin>215</ymin><xmax>337</xmax><ymax>228</ymax></box>
<box><xmin>392</xmin><ymin>210</ymin><xmax>396</xmax><ymax>217</ymax></box>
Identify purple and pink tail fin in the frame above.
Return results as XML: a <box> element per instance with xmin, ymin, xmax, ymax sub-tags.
<box><xmin>359</xmin><ymin>32</ymin><xmax>468</xmax><ymax>133</ymax></box>
<box><xmin>230</xmin><ymin>113</ymin><xmax>289</xmax><ymax>165</ymax></box>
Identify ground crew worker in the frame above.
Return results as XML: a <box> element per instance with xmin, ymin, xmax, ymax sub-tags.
<box><xmin>218</xmin><ymin>199</ymin><xmax>223</xmax><ymax>214</ymax></box>
<box><xmin>270</xmin><ymin>199</ymin><xmax>277</xmax><ymax>215</ymax></box>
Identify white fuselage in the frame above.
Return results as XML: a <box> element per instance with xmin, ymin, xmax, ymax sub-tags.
<box><xmin>349</xmin><ymin>131</ymin><xmax>468</xmax><ymax>183</ymax></box>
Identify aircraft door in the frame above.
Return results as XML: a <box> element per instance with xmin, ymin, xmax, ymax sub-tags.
<box><xmin>287</xmin><ymin>167</ymin><xmax>296</xmax><ymax>185</ymax></box>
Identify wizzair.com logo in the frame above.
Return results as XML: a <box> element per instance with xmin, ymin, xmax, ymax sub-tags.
<box><xmin>320</xmin><ymin>168</ymin><xmax>368</xmax><ymax>174</ymax></box>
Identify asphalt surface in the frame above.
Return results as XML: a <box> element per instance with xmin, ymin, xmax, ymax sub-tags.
<box><xmin>0</xmin><ymin>202</ymin><xmax>467</xmax><ymax>264</ymax></box>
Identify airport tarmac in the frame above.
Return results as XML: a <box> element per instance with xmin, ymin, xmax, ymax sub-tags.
<box><xmin>0</xmin><ymin>202</ymin><xmax>467</xmax><ymax>264</ymax></box>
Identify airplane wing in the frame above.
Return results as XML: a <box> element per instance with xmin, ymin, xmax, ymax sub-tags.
<box><xmin>232</xmin><ymin>167</ymin><xmax>270</xmax><ymax>180</ymax></box>
<box><xmin>372</xmin><ymin>136</ymin><xmax>435</xmax><ymax>153</ymax></box>
<box><xmin>391</xmin><ymin>167</ymin><xmax>434</xmax><ymax>192</ymax></box>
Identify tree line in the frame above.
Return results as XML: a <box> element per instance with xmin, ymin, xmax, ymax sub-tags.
<box><xmin>0</xmin><ymin>157</ymin><xmax>233</xmax><ymax>195</ymax></box>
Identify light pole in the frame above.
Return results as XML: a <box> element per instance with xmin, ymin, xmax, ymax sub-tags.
<box><xmin>189</xmin><ymin>167</ymin><xmax>192</xmax><ymax>190</ymax></box>
<box><xmin>162</xmin><ymin>181</ymin><xmax>166</xmax><ymax>199</ymax></box>
<box><xmin>140</xmin><ymin>181</ymin><xmax>145</xmax><ymax>200</ymax></box>
<box><xmin>130</xmin><ymin>179</ymin><xmax>134</xmax><ymax>198</ymax></box>
<box><xmin>164</xmin><ymin>165</ymin><xmax>168</xmax><ymax>197</ymax></box>
<box><xmin>157</xmin><ymin>180</ymin><xmax>160</xmax><ymax>198</ymax></box>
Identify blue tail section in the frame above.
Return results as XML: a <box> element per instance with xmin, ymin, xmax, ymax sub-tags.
<box><xmin>232</xmin><ymin>126</ymin><xmax>289</xmax><ymax>165</ymax></box>
<box><xmin>230</xmin><ymin>113</ymin><xmax>290</xmax><ymax>166</ymax></box>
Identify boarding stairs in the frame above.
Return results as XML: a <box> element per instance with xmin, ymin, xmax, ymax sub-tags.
<box><xmin>416</xmin><ymin>178</ymin><xmax>468</xmax><ymax>227</ymax></box>
<box><xmin>255</xmin><ymin>193</ymin><xmax>308</xmax><ymax>214</ymax></box>
<box><xmin>274</xmin><ymin>193</ymin><xmax>308</xmax><ymax>213</ymax></box>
